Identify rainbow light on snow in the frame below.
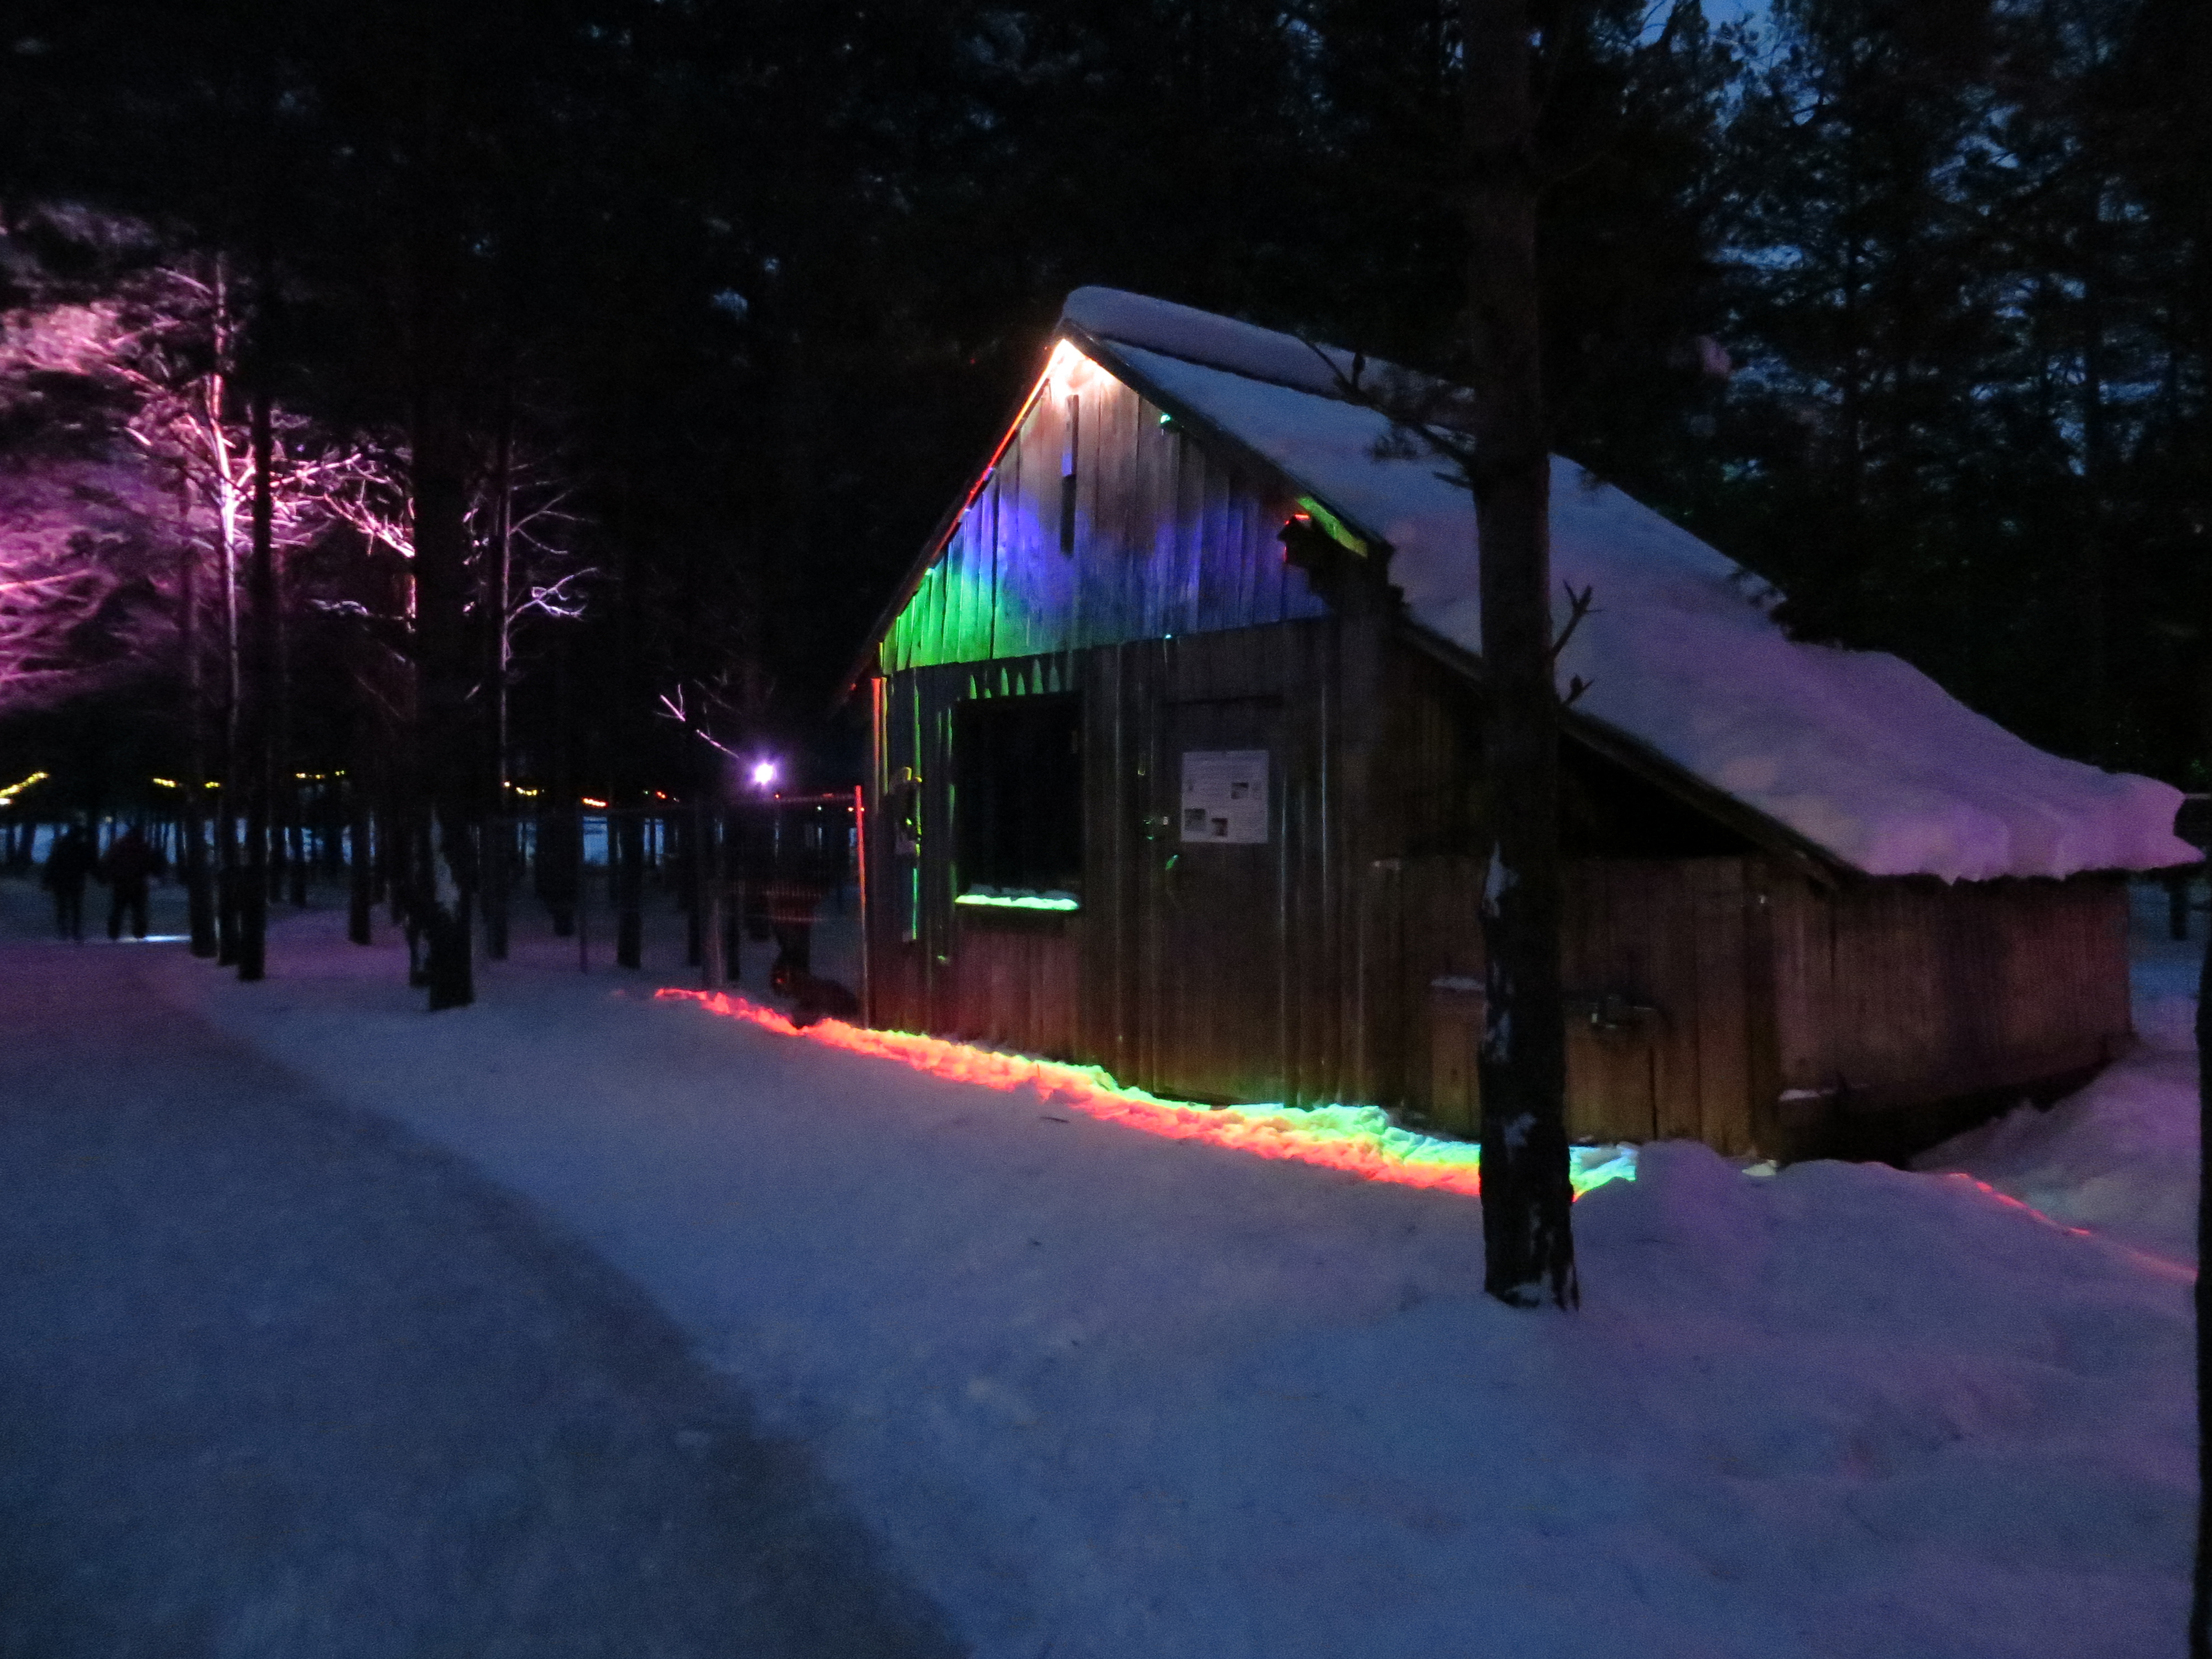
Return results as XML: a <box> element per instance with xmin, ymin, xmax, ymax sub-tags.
<box><xmin>656</xmin><ymin>988</ymin><xmax>1636</xmax><ymax>1200</ymax></box>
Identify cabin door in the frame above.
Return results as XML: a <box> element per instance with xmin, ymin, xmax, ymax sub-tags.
<box><xmin>1150</xmin><ymin>696</ymin><xmax>1286</xmax><ymax>1103</ymax></box>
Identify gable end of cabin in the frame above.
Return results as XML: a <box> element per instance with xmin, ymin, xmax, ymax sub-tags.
<box><xmin>877</xmin><ymin>340</ymin><xmax>1340</xmax><ymax>675</ymax></box>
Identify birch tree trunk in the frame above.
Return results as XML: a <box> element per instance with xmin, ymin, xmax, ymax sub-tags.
<box><xmin>211</xmin><ymin>265</ymin><xmax>244</xmax><ymax>969</ymax></box>
<box><xmin>1465</xmin><ymin>0</ymin><xmax>1578</xmax><ymax>1308</ymax></box>
<box><xmin>177</xmin><ymin>475</ymin><xmax>216</xmax><ymax>957</ymax></box>
<box><xmin>484</xmin><ymin>386</ymin><xmax>514</xmax><ymax>961</ymax></box>
<box><xmin>238</xmin><ymin>316</ymin><xmax>274</xmax><ymax>982</ymax></box>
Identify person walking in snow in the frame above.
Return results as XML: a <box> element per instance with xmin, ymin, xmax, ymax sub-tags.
<box><xmin>41</xmin><ymin>824</ymin><xmax>95</xmax><ymax>942</ymax></box>
<box><xmin>101</xmin><ymin>825</ymin><xmax>155</xmax><ymax>941</ymax></box>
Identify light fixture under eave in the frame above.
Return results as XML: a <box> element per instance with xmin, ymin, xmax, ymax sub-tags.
<box><xmin>749</xmin><ymin>759</ymin><xmax>779</xmax><ymax>790</ymax></box>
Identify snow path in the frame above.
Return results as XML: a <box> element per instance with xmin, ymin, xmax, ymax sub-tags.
<box><xmin>0</xmin><ymin>920</ymin><xmax>961</xmax><ymax>1659</ymax></box>
<box><xmin>134</xmin><ymin>894</ymin><xmax>2194</xmax><ymax>1659</ymax></box>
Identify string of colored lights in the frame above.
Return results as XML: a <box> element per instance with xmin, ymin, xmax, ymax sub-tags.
<box><xmin>655</xmin><ymin>987</ymin><xmax>1637</xmax><ymax>1200</ymax></box>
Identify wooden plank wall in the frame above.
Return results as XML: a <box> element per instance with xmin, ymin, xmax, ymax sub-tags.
<box><xmin>879</xmin><ymin>352</ymin><xmax>1329</xmax><ymax>675</ymax></box>
<box><xmin>1766</xmin><ymin>870</ymin><xmax>2131</xmax><ymax>1129</ymax></box>
<box><xmin>869</xmin><ymin>629</ymin><xmax>1773</xmax><ymax>1150</ymax></box>
<box><xmin>1416</xmin><ymin>857</ymin><xmax>1761</xmax><ymax>1155</ymax></box>
<box><xmin>868</xmin><ymin>634</ymin><xmax>2131</xmax><ymax>1163</ymax></box>
<box><xmin>867</xmin><ymin>614</ymin><xmax>1396</xmax><ymax>1109</ymax></box>
<box><xmin>947</xmin><ymin>912</ymin><xmax>1081</xmax><ymax>1059</ymax></box>
<box><xmin>1077</xmin><ymin>617</ymin><xmax>1367</xmax><ymax>1108</ymax></box>
<box><xmin>865</xmin><ymin>354</ymin><xmax>2137</xmax><ymax>1160</ymax></box>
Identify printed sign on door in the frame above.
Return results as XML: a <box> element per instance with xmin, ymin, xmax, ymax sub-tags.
<box><xmin>1181</xmin><ymin>750</ymin><xmax>1269</xmax><ymax>844</ymax></box>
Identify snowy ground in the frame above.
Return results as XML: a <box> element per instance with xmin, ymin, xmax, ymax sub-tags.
<box><xmin>0</xmin><ymin>879</ymin><xmax>956</xmax><ymax>1658</ymax></box>
<box><xmin>0</xmin><ymin>872</ymin><xmax>2199</xmax><ymax>1657</ymax></box>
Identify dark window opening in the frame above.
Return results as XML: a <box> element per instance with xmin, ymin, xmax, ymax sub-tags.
<box><xmin>956</xmin><ymin>693</ymin><xmax>1083</xmax><ymax>901</ymax></box>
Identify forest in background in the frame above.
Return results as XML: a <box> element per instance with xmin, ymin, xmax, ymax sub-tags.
<box><xmin>0</xmin><ymin>0</ymin><xmax>2205</xmax><ymax>854</ymax></box>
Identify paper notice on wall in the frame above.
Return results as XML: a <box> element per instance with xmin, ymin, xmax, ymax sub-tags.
<box><xmin>1181</xmin><ymin>750</ymin><xmax>1269</xmax><ymax>844</ymax></box>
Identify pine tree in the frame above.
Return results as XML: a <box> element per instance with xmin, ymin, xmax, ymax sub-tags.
<box><xmin>1464</xmin><ymin>0</ymin><xmax>1578</xmax><ymax>1310</ymax></box>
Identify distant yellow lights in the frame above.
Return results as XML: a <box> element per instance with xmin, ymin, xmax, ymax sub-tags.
<box><xmin>0</xmin><ymin>769</ymin><xmax>50</xmax><ymax>806</ymax></box>
<box><xmin>581</xmin><ymin>796</ymin><xmax>610</xmax><ymax>809</ymax></box>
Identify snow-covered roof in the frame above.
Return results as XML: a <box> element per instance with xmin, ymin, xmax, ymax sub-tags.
<box><xmin>1062</xmin><ymin>286</ymin><xmax>2193</xmax><ymax>882</ymax></box>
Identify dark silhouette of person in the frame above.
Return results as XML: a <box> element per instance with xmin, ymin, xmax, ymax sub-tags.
<box><xmin>102</xmin><ymin>826</ymin><xmax>155</xmax><ymax>941</ymax></box>
<box><xmin>42</xmin><ymin>825</ymin><xmax>95</xmax><ymax>942</ymax></box>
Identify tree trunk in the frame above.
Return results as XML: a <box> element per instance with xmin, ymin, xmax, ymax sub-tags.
<box><xmin>405</xmin><ymin>93</ymin><xmax>477</xmax><ymax>1011</ymax></box>
<box><xmin>212</xmin><ymin>258</ymin><xmax>244</xmax><ymax>969</ymax></box>
<box><xmin>277</xmin><ymin>566</ymin><xmax>305</xmax><ymax>909</ymax></box>
<box><xmin>237</xmin><ymin>319</ymin><xmax>275</xmax><ymax>982</ymax></box>
<box><xmin>2195</xmin><ymin>633</ymin><xmax>2212</xmax><ymax>1659</ymax></box>
<box><xmin>349</xmin><ymin>778</ymin><xmax>374</xmax><ymax>946</ymax></box>
<box><xmin>615</xmin><ymin>811</ymin><xmax>645</xmax><ymax>969</ymax></box>
<box><xmin>2196</xmin><ymin>864</ymin><xmax>2211</xmax><ymax>1658</ymax></box>
<box><xmin>413</xmin><ymin>403</ymin><xmax>477</xmax><ymax>1009</ymax></box>
<box><xmin>615</xmin><ymin>521</ymin><xmax>645</xmax><ymax>971</ymax></box>
<box><xmin>213</xmin><ymin>497</ymin><xmax>241</xmax><ymax>967</ymax></box>
<box><xmin>348</xmin><ymin>672</ymin><xmax>377</xmax><ymax>946</ymax></box>
<box><xmin>1465</xmin><ymin>0</ymin><xmax>1577</xmax><ymax>1309</ymax></box>
<box><xmin>177</xmin><ymin>479</ymin><xmax>216</xmax><ymax>958</ymax></box>
<box><xmin>484</xmin><ymin>386</ymin><xmax>514</xmax><ymax>961</ymax></box>
<box><xmin>540</xmin><ymin>632</ymin><xmax>579</xmax><ymax>937</ymax></box>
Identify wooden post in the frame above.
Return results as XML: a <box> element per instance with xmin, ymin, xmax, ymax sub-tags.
<box><xmin>853</xmin><ymin>783</ymin><xmax>870</xmax><ymax>1025</ymax></box>
<box><xmin>700</xmin><ymin>802</ymin><xmax>726</xmax><ymax>990</ymax></box>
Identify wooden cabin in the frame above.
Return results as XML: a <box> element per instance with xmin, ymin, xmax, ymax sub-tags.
<box><xmin>853</xmin><ymin>290</ymin><xmax>2194</xmax><ymax>1161</ymax></box>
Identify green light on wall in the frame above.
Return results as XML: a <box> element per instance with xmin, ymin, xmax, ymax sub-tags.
<box><xmin>954</xmin><ymin>890</ymin><xmax>1081</xmax><ymax>914</ymax></box>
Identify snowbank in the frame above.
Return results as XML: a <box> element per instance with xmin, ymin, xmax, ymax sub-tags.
<box><xmin>154</xmin><ymin>902</ymin><xmax>2193</xmax><ymax>1659</ymax></box>
<box><xmin>1917</xmin><ymin>881</ymin><xmax>2204</xmax><ymax>1262</ymax></box>
<box><xmin>1064</xmin><ymin>290</ymin><xmax>2193</xmax><ymax>881</ymax></box>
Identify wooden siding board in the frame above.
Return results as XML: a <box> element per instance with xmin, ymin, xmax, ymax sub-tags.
<box><xmin>1761</xmin><ymin>874</ymin><xmax>2133</xmax><ymax>1151</ymax></box>
<box><xmin>1689</xmin><ymin>859</ymin><xmax>1753</xmax><ymax>1153</ymax></box>
<box><xmin>1562</xmin><ymin>863</ymin><xmax>1651</xmax><ymax>1143</ymax></box>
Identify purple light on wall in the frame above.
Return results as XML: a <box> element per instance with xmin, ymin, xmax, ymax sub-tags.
<box><xmin>750</xmin><ymin>759</ymin><xmax>779</xmax><ymax>790</ymax></box>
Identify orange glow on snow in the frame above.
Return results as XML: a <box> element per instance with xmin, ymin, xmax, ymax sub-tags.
<box><xmin>655</xmin><ymin>988</ymin><xmax>1499</xmax><ymax>1199</ymax></box>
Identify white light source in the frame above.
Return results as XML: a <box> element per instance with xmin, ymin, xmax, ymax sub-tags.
<box><xmin>750</xmin><ymin>759</ymin><xmax>779</xmax><ymax>789</ymax></box>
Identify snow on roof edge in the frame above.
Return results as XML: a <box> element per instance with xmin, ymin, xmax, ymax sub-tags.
<box><xmin>1062</xmin><ymin>288</ymin><xmax>1371</xmax><ymax>402</ymax></box>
